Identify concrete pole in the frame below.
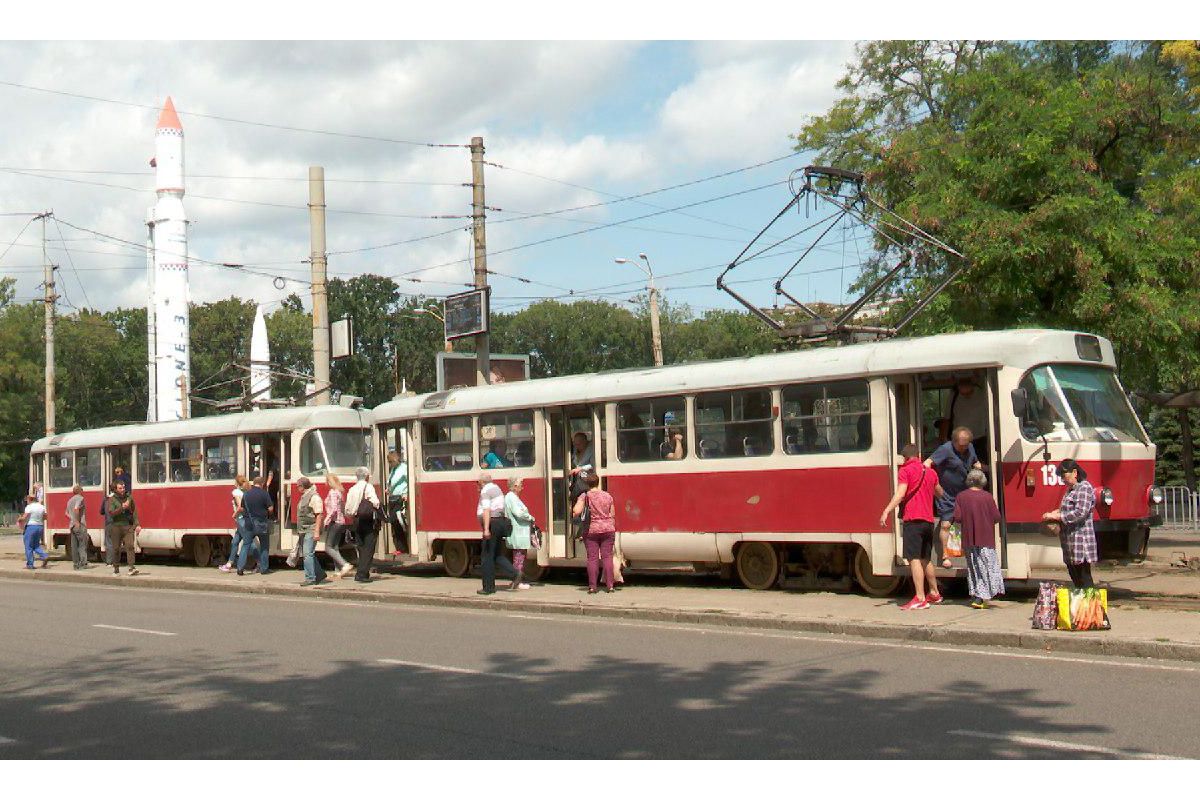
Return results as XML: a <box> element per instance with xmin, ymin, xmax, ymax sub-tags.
<box><xmin>309</xmin><ymin>166</ymin><xmax>331</xmax><ymax>405</ymax></box>
<box><xmin>640</xmin><ymin>253</ymin><xmax>663</xmax><ymax>367</ymax></box>
<box><xmin>470</xmin><ymin>137</ymin><xmax>491</xmax><ymax>386</ymax></box>
<box><xmin>41</xmin><ymin>213</ymin><xmax>56</xmax><ymax>436</ymax></box>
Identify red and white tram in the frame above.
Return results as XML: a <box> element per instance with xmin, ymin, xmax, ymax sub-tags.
<box><xmin>373</xmin><ymin>328</ymin><xmax>1161</xmax><ymax>593</ymax></box>
<box><xmin>29</xmin><ymin>405</ymin><xmax>373</xmax><ymax>567</ymax></box>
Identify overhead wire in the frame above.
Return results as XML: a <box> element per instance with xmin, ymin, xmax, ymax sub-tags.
<box><xmin>0</xmin><ymin>79</ymin><xmax>467</xmax><ymax>149</ymax></box>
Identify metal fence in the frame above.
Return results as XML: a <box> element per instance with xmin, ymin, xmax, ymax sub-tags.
<box><xmin>1160</xmin><ymin>486</ymin><xmax>1199</xmax><ymax>529</ymax></box>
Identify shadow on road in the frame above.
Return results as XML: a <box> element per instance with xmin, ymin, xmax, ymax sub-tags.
<box><xmin>2</xmin><ymin>643</ymin><xmax>1111</xmax><ymax>759</ymax></box>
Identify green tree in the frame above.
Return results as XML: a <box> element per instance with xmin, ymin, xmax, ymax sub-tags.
<box><xmin>189</xmin><ymin>298</ymin><xmax>255</xmax><ymax>413</ymax></box>
<box><xmin>491</xmin><ymin>299</ymin><xmax>645</xmax><ymax>377</ymax></box>
<box><xmin>265</xmin><ymin>295</ymin><xmax>313</xmax><ymax>401</ymax></box>
<box><xmin>794</xmin><ymin>41</ymin><xmax>1200</xmax><ymax>395</ymax></box>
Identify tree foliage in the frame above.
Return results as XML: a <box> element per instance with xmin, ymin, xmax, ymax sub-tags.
<box><xmin>795</xmin><ymin>40</ymin><xmax>1200</xmax><ymax>394</ymax></box>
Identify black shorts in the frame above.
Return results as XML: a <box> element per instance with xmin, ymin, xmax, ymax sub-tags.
<box><xmin>902</xmin><ymin>520</ymin><xmax>935</xmax><ymax>561</ymax></box>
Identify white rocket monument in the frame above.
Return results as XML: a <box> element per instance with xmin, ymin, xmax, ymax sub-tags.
<box><xmin>145</xmin><ymin>97</ymin><xmax>191</xmax><ymax>422</ymax></box>
<box><xmin>249</xmin><ymin>304</ymin><xmax>272</xmax><ymax>402</ymax></box>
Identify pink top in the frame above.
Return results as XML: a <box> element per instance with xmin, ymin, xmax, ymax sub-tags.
<box><xmin>585</xmin><ymin>490</ymin><xmax>616</xmax><ymax>535</ymax></box>
<box><xmin>326</xmin><ymin>488</ymin><xmax>345</xmax><ymax>526</ymax></box>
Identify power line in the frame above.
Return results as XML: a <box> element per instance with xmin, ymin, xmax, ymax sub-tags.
<box><xmin>0</xmin><ymin>168</ymin><xmax>469</xmax><ymax>220</ymax></box>
<box><xmin>52</xmin><ymin>215</ymin><xmax>92</xmax><ymax>309</ymax></box>
<box><xmin>0</xmin><ymin>79</ymin><xmax>467</xmax><ymax>149</ymax></box>
<box><xmin>1</xmin><ymin>166</ymin><xmax>462</xmax><ymax>186</ymax></box>
<box><xmin>385</xmin><ymin>179</ymin><xmax>788</xmax><ymax>281</ymax></box>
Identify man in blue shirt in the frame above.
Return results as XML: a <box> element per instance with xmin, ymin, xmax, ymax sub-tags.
<box><xmin>927</xmin><ymin>426</ymin><xmax>982</xmax><ymax>568</ymax></box>
<box><xmin>481</xmin><ymin>439</ymin><xmax>511</xmax><ymax>469</ymax></box>
<box><xmin>237</xmin><ymin>476</ymin><xmax>274</xmax><ymax>576</ymax></box>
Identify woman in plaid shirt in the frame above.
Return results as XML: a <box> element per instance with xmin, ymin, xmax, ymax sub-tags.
<box><xmin>1042</xmin><ymin>458</ymin><xmax>1097</xmax><ymax>588</ymax></box>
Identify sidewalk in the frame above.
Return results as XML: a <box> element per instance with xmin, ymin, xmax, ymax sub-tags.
<box><xmin>3</xmin><ymin>530</ymin><xmax>1197</xmax><ymax>662</ymax></box>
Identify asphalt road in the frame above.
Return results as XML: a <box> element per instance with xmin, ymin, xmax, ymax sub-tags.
<box><xmin>2</xmin><ymin>577</ymin><xmax>1197</xmax><ymax>759</ymax></box>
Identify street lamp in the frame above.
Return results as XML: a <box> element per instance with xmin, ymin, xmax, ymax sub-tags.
<box><xmin>411</xmin><ymin>306</ymin><xmax>452</xmax><ymax>353</ymax></box>
<box><xmin>615</xmin><ymin>253</ymin><xmax>663</xmax><ymax>367</ymax></box>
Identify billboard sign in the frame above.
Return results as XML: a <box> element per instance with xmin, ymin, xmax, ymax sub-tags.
<box><xmin>443</xmin><ymin>288</ymin><xmax>489</xmax><ymax>340</ymax></box>
<box><xmin>436</xmin><ymin>352</ymin><xmax>530</xmax><ymax>391</ymax></box>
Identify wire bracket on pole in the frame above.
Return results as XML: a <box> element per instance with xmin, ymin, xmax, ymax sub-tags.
<box><xmin>716</xmin><ymin>165</ymin><xmax>971</xmax><ymax>343</ymax></box>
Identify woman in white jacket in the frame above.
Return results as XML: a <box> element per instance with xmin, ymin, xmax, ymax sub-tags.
<box><xmin>504</xmin><ymin>478</ymin><xmax>536</xmax><ymax>591</ymax></box>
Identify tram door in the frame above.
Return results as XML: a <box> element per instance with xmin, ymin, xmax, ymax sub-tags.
<box><xmin>545</xmin><ymin>405</ymin><xmax>605</xmax><ymax>561</ymax></box>
<box><xmin>900</xmin><ymin>370</ymin><xmax>1004</xmax><ymax>566</ymax></box>
<box><xmin>246</xmin><ymin>433</ymin><xmax>288</xmax><ymax>553</ymax></box>
<box><xmin>101</xmin><ymin>446</ymin><xmax>133</xmax><ymax>555</ymax></box>
<box><xmin>378</xmin><ymin>424</ymin><xmax>413</xmax><ymax>558</ymax></box>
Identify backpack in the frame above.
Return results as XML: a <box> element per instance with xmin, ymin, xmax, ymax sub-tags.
<box><xmin>1031</xmin><ymin>581</ymin><xmax>1059</xmax><ymax>630</ymax></box>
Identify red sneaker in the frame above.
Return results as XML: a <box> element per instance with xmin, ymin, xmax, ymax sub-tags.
<box><xmin>927</xmin><ymin>592</ymin><xmax>944</xmax><ymax>604</ymax></box>
<box><xmin>900</xmin><ymin>597</ymin><xmax>930</xmax><ymax>611</ymax></box>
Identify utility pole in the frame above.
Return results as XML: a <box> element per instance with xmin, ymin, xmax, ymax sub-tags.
<box><xmin>470</xmin><ymin>136</ymin><xmax>491</xmax><ymax>386</ymax></box>
<box><xmin>309</xmin><ymin>166</ymin><xmax>331</xmax><ymax>405</ymax></box>
<box><xmin>647</xmin><ymin>278</ymin><xmax>664</xmax><ymax>368</ymax></box>
<box><xmin>39</xmin><ymin>212</ymin><xmax>56</xmax><ymax>436</ymax></box>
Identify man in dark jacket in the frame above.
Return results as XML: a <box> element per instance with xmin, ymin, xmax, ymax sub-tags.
<box><xmin>238</xmin><ymin>476</ymin><xmax>274</xmax><ymax>576</ymax></box>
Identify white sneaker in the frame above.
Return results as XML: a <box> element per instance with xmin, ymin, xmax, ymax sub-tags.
<box><xmin>339</xmin><ymin>563</ymin><xmax>354</xmax><ymax>578</ymax></box>
<box><xmin>285</xmin><ymin>556</ymin><xmax>298</xmax><ymax>568</ymax></box>
<box><xmin>518</xmin><ymin>582</ymin><xmax>531</xmax><ymax>590</ymax></box>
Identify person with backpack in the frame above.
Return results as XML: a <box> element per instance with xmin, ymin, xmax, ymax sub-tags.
<box><xmin>345</xmin><ymin>467</ymin><xmax>381</xmax><ymax>583</ymax></box>
<box><xmin>237</xmin><ymin>477</ymin><xmax>274</xmax><ymax>576</ymax></box>
<box><xmin>879</xmin><ymin>443</ymin><xmax>940</xmax><ymax>610</ymax></box>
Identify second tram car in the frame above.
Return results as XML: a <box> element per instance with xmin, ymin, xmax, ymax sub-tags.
<box><xmin>30</xmin><ymin>405</ymin><xmax>373</xmax><ymax>567</ymax></box>
<box><xmin>371</xmin><ymin>329</ymin><xmax>1161</xmax><ymax>593</ymax></box>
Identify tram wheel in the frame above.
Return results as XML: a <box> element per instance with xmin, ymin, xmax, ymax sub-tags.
<box><xmin>191</xmin><ymin>536</ymin><xmax>213</xmax><ymax>568</ymax></box>
<box><xmin>735</xmin><ymin>542</ymin><xmax>780</xmax><ymax>590</ymax></box>
<box><xmin>441</xmin><ymin>539</ymin><xmax>472</xmax><ymax>578</ymax></box>
<box><xmin>852</xmin><ymin>547</ymin><xmax>902</xmax><ymax>597</ymax></box>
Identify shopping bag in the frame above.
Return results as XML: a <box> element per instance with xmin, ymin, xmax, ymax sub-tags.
<box><xmin>1031</xmin><ymin>581</ymin><xmax>1058</xmax><ymax>630</ymax></box>
<box><xmin>1055</xmin><ymin>587</ymin><xmax>1110</xmax><ymax>631</ymax></box>
<box><xmin>945</xmin><ymin>524</ymin><xmax>963</xmax><ymax>558</ymax></box>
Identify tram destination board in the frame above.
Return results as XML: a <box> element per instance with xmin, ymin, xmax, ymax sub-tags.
<box><xmin>443</xmin><ymin>289</ymin><xmax>489</xmax><ymax>341</ymax></box>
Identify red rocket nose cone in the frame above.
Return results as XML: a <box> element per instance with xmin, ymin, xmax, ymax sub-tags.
<box><xmin>157</xmin><ymin>97</ymin><xmax>183</xmax><ymax>131</ymax></box>
<box><xmin>149</xmin><ymin>157</ymin><xmax>157</xmax><ymax>167</ymax></box>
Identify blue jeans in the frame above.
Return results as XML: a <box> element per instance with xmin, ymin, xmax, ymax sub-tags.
<box><xmin>228</xmin><ymin>515</ymin><xmax>255</xmax><ymax>565</ymax></box>
<box><xmin>23</xmin><ymin>524</ymin><xmax>48</xmax><ymax>567</ymax></box>
<box><xmin>302</xmin><ymin>527</ymin><xmax>326</xmax><ymax>583</ymax></box>
<box><xmin>239</xmin><ymin>517</ymin><xmax>271</xmax><ymax>574</ymax></box>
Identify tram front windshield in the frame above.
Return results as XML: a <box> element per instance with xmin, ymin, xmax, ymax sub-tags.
<box><xmin>301</xmin><ymin>428</ymin><xmax>370</xmax><ymax>475</ymax></box>
<box><xmin>1018</xmin><ymin>364</ymin><xmax>1145</xmax><ymax>443</ymax></box>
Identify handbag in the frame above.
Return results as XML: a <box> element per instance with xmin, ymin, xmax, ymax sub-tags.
<box><xmin>571</xmin><ymin>500</ymin><xmax>591</xmax><ymax>540</ymax></box>
<box><xmin>944</xmin><ymin>523</ymin><xmax>963</xmax><ymax>558</ymax></box>
<box><xmin>1031</xmin><ymin>581</ymin><xmax>1058</xmax><ymax>630</ymax></box>
<box><xmin>529</xmin><ymin>523</ymin><xmax>542</xmax><ymax>550</ymax></box>
<box><xmin>1056</xmin><ymin>587</ymin><xmax>1111</xmax><ymax>631</ymax></box>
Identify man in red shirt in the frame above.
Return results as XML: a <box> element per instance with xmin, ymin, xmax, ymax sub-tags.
<box><xmin>879</xmin><ymin>443</ymin><xmax>941</xmax><ymax>610</ymax></box>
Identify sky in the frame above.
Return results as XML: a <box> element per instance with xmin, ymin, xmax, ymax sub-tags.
<box><xmin>0</xmin><ymin>39</ymin><xmax>863</xmax><ymax>319</ymax></box>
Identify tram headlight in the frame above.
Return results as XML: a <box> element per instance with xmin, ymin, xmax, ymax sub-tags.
<box><xmin>1101</xmin><ymin>487</ymin><xmax>1114</xmax><ymax>507</ymax></box>
<box><xmin>1149</xmin><ymin>486</ymin><xmax>1164</xmax><ymax>505</ymax></box>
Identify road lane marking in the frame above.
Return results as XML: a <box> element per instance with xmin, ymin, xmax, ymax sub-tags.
<box><xmin>502</xmin><ymin>614</ymin><xmax>1200</xmax><ymax>673</ymax></box>
<box><xmin>948</xmin><ymin>729</ymin><xmax>1177</xmax><ymax>760</ymax></box>
<box><xmin>93</xmin><ymin>624</ymin><xmax>176</xmax><ymax>637</ymax></box>
<box><xmin>0</xmin><ymin>736</ymin><xmax>16</xmax><ymax>746</ymax></box>
<box><xmin>376</xmin><ymin>658</ymin><xmax>529</xmax><ymax>681</ymax></box>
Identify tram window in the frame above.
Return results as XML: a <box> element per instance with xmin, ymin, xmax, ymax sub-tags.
<box><xmin>781</xmin><ymin>380</ymin><xmax>872</xmax><ymax>454</ymax></box>
<box><xmin>76</xmin><ymin>448</ymin><xmax>102</xmax><ymax>487</ymax></box>
<box><xmin>168</xmin><ymin>439</ymin><xmax>203</xmax><ymax>482</ymax></box>
<box><xmin>205</xmin><ymin>436</ymin><xmax>236</xmax><ymax>480</ymax></box>
<box><xmin>616</xmin><ymin>396</ymin><xmax>686</xmax><ymax>462</ymax></box>
<box><xmin>137</xmin><ymin>442</ymin><xmax>167</xmax><ymax>484</ymax></box>
<box><xmin>695</xmin><ymin>389</ymin><xmax>774</xmax><ymax>458</ymax></box>
<box><xmin>479</xmin><ymin>411</ymin><xmax>535</xmax><ymax>469</ymax></box>
<box><xmin>422</xmin><ymin>416</ymin><xmax>474</xmax><ymax>471</ymax></box>
<box><xmin>49</xmin><ymin>451</ymin><xmax>74</xmax><ymax>488</ymax></box>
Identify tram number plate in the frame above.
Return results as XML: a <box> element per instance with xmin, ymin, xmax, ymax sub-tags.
<box><xmin>1040</xmin><ymin>464</ymin><xmax>1066</xmax><ymax>487</ymax></box>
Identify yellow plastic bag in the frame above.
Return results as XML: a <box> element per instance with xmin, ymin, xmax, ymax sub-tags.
<box><xmin>1055</xmin><ymin>587</ymin><xmax>1109</xmax><ymax>631</ymax></box>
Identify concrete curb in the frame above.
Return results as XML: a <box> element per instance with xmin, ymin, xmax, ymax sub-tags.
<box><xmin>7</xmin><ymin>567</ymin><xmax>1200</xmax><ymax>664</ymax></box>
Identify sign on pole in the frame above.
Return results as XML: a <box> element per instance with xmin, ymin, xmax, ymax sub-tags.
<box><xmin>331</xmin><ymin>316</ymin><xmax>353</xmax><ymax>360</ymax></box>
<box><xmin>443</xmin><ymin>288</ymin><xmax>489</xmax><ymax>340</ymax></box>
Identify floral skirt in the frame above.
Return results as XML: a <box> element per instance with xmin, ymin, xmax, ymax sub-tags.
<box><xmin>965</xmin><ymin>546</ymin><xmax>1005</xmax><ymax>601</ymax></box>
